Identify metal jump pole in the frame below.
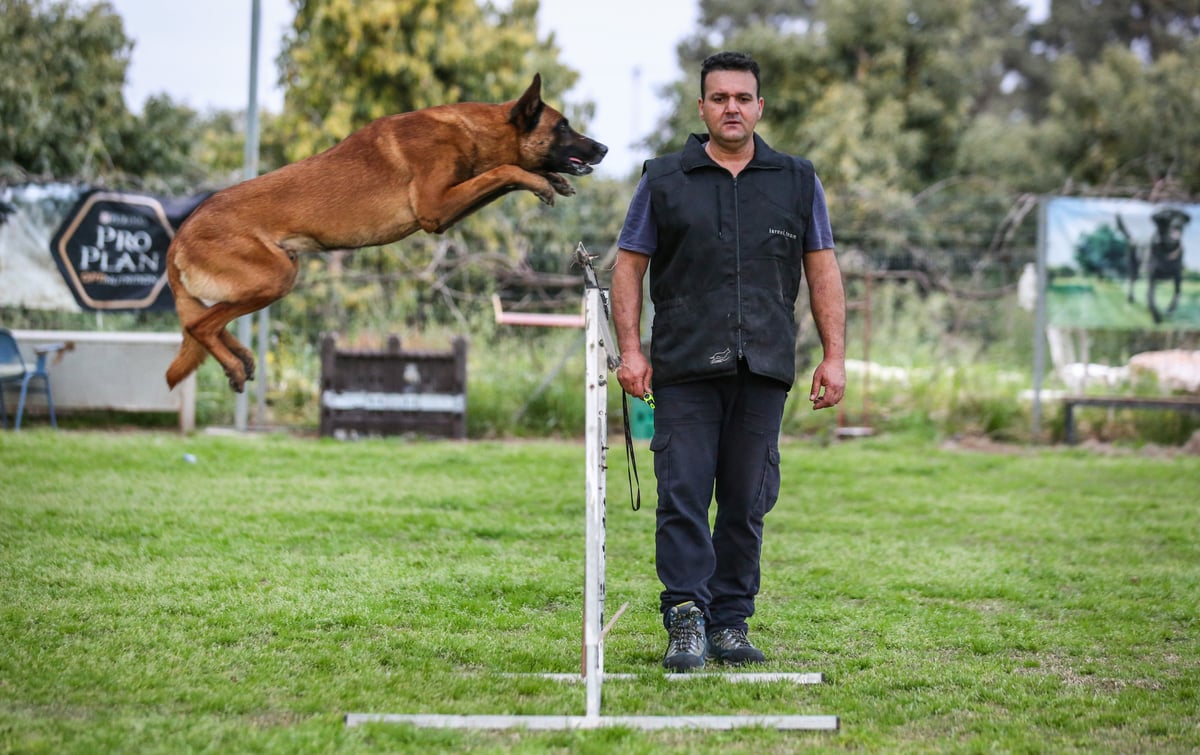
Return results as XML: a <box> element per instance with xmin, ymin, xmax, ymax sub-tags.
<box><xmin>236</xmin><ymin>0</ymin><xmax>263</xmax><ymax>432</ymax></box>
<box><xmin>345</xmin><ymin>248</ymin><xmax>838</xmax><ymax>732</ymax></box>
<box><xmin>582</xmin><ymin>282</ymin><xmax>608</xmax><ymax>719</ymax></box>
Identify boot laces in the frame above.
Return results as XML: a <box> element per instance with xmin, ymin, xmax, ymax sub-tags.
<box><xmin>667</xmin><ymin>610</ymin><xmax>706</xmax><ymax>655</ymax></box>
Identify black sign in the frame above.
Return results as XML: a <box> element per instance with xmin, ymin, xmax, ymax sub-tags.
<box><xmin>50</xmin><ymin>190</ymin><xmax>209</xmax><ymax>312</ymax></box>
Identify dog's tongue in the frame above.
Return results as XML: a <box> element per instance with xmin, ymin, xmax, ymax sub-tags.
<box><xmin>569</xmin><ymin>156</ymin><xmax>594</xmax><ymax>174</ymax></box>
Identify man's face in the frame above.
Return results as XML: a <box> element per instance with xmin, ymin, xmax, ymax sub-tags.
<box><xmin>698</xmin><ymin>69</ymin><xmax>763</xmax><ymax>150</ymax></box>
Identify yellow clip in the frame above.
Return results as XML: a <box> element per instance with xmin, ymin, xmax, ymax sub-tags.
<box><xmin>643</xmin><ymin>392</ymin><xmax>656</xmax><ymax>410</ymax></box>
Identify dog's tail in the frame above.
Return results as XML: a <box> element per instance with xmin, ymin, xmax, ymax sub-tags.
<box><xmin>165</xmin><ymin>250</ymin><xmax>209</xmax><ymax>390</ymax></box>
<box><xmin>166</xmin><ymin>329</ymin><xmax>206</xmax><ymax>390</ymax></box>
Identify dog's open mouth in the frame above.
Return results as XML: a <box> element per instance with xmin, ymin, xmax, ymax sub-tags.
<box><xmin>567</xmin><ymin>156</ymin><xmax>595</xmax><ymax>176</ymax></box>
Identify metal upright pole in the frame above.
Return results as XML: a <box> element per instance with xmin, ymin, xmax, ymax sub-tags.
<box><xmin>236</xmin><ymin>0</ymin><xmax>262</xmax><ymax>431</ymax></box>
<box><xmin>583</xmin><ymin>285</ymin><xmax>608</xmax><ymax>719</ymax></box>
<box><xmin>1032</xmin><ymin>197</ymin><xmax>1049</xmax><ymax>440</ymax></box>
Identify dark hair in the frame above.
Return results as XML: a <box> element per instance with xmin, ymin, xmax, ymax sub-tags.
<box><xmin>700</xmin><ymin>51</ymin><xmax>760</xmax><ymax>98</ymax></box>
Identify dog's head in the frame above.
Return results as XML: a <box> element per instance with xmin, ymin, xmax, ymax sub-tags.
<box><xmin>1152</xmin><ymin>207</ymin><xmax>1190</xmax><ymax>240</ymax></box>
<box><xmin>509</xmin><ymin>74</ymin><xmax>607</xmax><ymax>176</ymax></box>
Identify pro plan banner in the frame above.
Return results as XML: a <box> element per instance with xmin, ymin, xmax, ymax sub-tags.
<box><xmin>50</xmin><ymin>190</ymin><xmax>209</xmax><ymax>311</ymax></box>
<box><xmin>1044</xmin><ymin>196</ymin><xmax>1200</xmax><ymax>329</ymax></box>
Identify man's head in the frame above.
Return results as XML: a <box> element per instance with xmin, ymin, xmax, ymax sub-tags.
<box><xmin>698</xmin><ymin>51</ymin><xmax>763</xmax><ymax>152</ymax></box>
<box><xmin>700</xmin><ymin>51</ymin><xmax>760</xmax><ymax>99</ymax></box>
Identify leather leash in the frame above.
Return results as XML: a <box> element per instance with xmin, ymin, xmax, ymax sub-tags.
<box><xmin>575</xmin><ymin>244</ymin><xmax>643</xmax><ymax>512</ymax></box>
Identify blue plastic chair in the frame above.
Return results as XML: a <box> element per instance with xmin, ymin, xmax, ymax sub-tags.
<box><xmin>0</xmin><ymin>329</ymin><xmax>66</xmax><ymax>430</ymax></box>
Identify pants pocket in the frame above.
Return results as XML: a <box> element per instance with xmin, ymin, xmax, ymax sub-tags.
<box><xmin>759</xmin><ymin>445</ymin><xmax>781</xmax><ymax>516</ymax></box>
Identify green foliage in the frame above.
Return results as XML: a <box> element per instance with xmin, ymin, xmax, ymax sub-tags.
<box><xmin>113</xmin><ymin>94</ymin><xmax>210</xmax><ymax>190</ymax></box>
<box><xmin>657</xmin><ymin>0</ymin><xmax>1039</xmax><ymax>193</ymax></box>
<box><xmin>1074</xmin><ymin>223</ymin><xmax>1133</xmax><ymax>278</ymax></box>
<box><xmin>1044</xmin><ymin>42</ymin><xmax>1200</xmax><ymax>191</ymax></box>
<box><xmin>0</xmin><ymin>0</ymin><xmax>132</xmax><ymax>178</ymax></box>
<box><xmin>953</xmin><ymin>114</ymin><xmax>1059</xmax><ymax>190</ymax></box>
<box><xmin>1032</xmin><ymin>0</ymin><xmax>1200</xmax><ymax>65</ymax></box>
<box><xmin>187</xmin><ymin>109</ymin><xmax>291</xmax><ymax>188</ymax></box>
<box><xmin>1063</xmin><ymin>401</ymin><xmax>1200</xmax><ymax>446</ymax></box>
<box><xmin>277</xmin><ymin>0</ymin><xmax>577</xmax><ymax>161</ymax></box>
<box><xmin>1</xmin><ymin>432</ymin><xmax>1198</xmax><ymax>751</ymax></box>
<box><xmin>0</xmin><ymin>0</ymin><xmax>265</xmax><ymax>191</ymax></box>
<box><xmin>466</xmin><ymin>339</ymin><xmax>588</xmax><ymax>438</ymax></box>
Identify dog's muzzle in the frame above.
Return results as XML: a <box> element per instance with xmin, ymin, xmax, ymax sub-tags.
<box><xmin>567</xmin><ymin>158</ymin><xmax>596</xmax><ymax>176</ymax></box>
<box><xmin>565</xmin><ymin>142</ymin><xmax>608</xmax><ymax>175</ymax></box>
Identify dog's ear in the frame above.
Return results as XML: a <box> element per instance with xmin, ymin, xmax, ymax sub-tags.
<box><xmin>509</xmin><ymin>73</ymin><xmax>545</xmax><ymax>133</ymax></box>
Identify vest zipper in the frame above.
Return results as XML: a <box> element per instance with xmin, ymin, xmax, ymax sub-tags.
<box><xmin>733</xmin><ymin>176</ymin><xmax>743</xmax><ymax>361</ymax></box>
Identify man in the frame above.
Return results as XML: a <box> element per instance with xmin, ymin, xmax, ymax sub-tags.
<box><xmin>612</xmin><ymin>51</ymin><xmax>846</xmax><ymax>672</ymax></box>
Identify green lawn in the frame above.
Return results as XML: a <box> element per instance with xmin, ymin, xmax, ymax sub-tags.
<box><xmin>1048</xmin><ymin>276</ymin><xmax>1200</xmax><ymax>329</ymax></box>
<box><xmin>1</xmin><ymin>431</ymin><xmax>1197</xmax><ymax>753</ymax></box>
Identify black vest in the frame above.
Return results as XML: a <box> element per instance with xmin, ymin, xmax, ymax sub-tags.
<box><xmin>644</xmin><ymin>133</ymin><xmax>815</xmax><ymax>387</ymax></box>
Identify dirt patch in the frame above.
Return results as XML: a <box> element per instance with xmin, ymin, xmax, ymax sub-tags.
<box><xmin>939</xmin><ymin>436</ymin><xmax>1034</xmax><ymax>455</ymax></box>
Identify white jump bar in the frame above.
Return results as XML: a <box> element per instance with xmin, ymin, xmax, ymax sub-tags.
<box><xmin>508</xmin><ymin>672</ymin><xmax>825</xmax><ymax>684</ymax></box>
<box><xmin>344</xmin><ymin>713</ymin><xmax>839</xmax><ymax>731</ymax></box>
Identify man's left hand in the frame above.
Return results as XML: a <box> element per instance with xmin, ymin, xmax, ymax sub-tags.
<box><xmin>809</xmin><ymin>358</ymin><xmax>846</xmax><ymax>410</ymax></box>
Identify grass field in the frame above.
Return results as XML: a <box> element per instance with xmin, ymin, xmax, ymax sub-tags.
<box><xmin>1047</xmin><ymin>276</ymin><xmax>1200</xmax><ymax>329</ymax></box>
<box><xmin>1</xmin><ymin>430</ymin><xmax>1198</xmax><ymax>753</ymax></box>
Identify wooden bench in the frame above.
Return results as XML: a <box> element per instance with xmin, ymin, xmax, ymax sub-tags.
<box><xmin>319</xmin><ymin>334</ymin><xmax>468</xmax><ymax>439</ymax></box>
<box><xmin>1063</xmin><ymin>395</ymin><xmax>1200</xmax><ymax>444</ymax></box>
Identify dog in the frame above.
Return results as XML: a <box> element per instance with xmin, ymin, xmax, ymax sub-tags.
<box><xmin>165</xmin><ymin>74</ymin><xmax>607</xmax><ymax>393</ymax></box>
<box><xmin>1119</xmin><ymin>208</ymin><xmax>1190</xmax><ymax>323</ymax></box>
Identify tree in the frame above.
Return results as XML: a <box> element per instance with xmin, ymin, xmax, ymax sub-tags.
<box><xmin>1017</xmin><ymin>1</ymin><xmax>1200</xmax><ymax>121</ymax></box>
<box><xmin>277</xmin><ymin>0</ymin><xmax>579</xmax><ymax>160</ymax></box>
<box><xmin>187</xmin><ymin>109</ymin><xmax>291</xmax><ymax>188</ymax></box>
<box><xmin>0</xmin><ymin>0</ymin><xmax>132</xmax><ymax>178</ymax></box>
<box><xmin>1042</xmin><ymin>41</ymin><xmax>1200</xmax><ymax>193</ymax></box>
<box><xmin>650</xmin><ymin>0</ymin><xmax>1036</xmax><ymax>192</ymax></box>
<box><xmin>0</xmin><ymin>0</ymin><xmax>232</xmax><ymax>190</ymax></box>
<box><xmin>113</xmin><ymin>94</ymin><xmax>209</xmax><ymax>190</ymax></box>
<box><xmin>1074</xmin><ymin>223</ymin><xmax>1132</xmax><ymax>278</ymax></box>
<box><xmin>1034</xmin><ymin>0</ymin><xmax>1200</xmax><ymax>64</ymax></box>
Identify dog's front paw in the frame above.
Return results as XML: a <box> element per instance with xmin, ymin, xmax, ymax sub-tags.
<box><xmin>227</xmin><ymin>372</ymin><xmax>246</xmax><ymax>393</ymax></box>
<box><xmin>544</xmin><ymin>172</ymin><xmax>576</xmax><ymax>197</ymax></box>
<box><xmin>537</xmin><ymin>171</ymin><xmax>573</xmax><ymax>196</ymax></box>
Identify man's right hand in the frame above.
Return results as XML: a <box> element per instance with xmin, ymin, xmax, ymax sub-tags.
<box><xmin>617</xmin><ymin>350</ymin><xmax>653</xmax><ymax>399</ymax></box>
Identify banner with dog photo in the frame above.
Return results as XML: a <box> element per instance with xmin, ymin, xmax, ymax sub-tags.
<box><xmin>1043</xmin><ymin>196</ymin><xmax>1200</xmax><ymax>329</ymax></box>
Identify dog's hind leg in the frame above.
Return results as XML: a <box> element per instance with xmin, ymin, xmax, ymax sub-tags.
<box><xmin>218</xmin><ymin>329</ymin><xmax>257</xmax><ymax>384</ymax></box>
<box><xmin>177</xmin><ymin>242</ymin><xmax>300</xmax><ymax>393</ymax></box>
<box><xmin>182</xmin><ymin>302</ymin><xmax>258</xmax><ymax>392</ymax></box>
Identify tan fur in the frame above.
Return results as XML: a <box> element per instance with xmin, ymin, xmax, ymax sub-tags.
<box><xmin>165</xmin><ymin>74</ymin><xmax>606</xmax><ymax>392</ymax></box>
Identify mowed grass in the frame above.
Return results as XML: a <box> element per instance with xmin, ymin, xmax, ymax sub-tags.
<box><xmin>1</xmin><ymin>430</ymin><xmax>1198</xmax><ymax>753</ymax></box>
<box><xmin>1047</xmin><ymin>276</ymin><xmax>1200</xmax><ymax>329</ymax></box>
